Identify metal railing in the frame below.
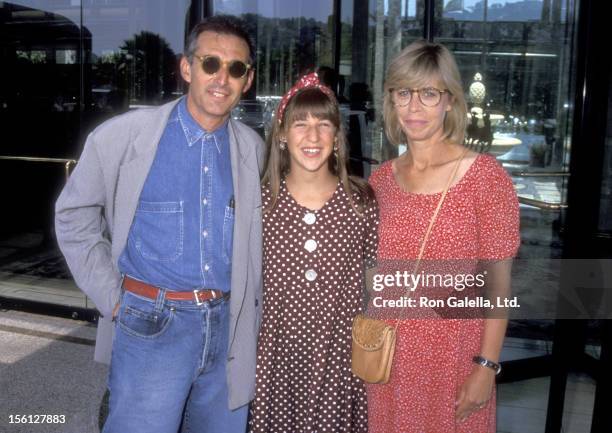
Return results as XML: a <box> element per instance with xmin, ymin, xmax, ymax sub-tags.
<box><xmin>510</xmin><ymin>171</ymin><xmax>569</xmax><ymax>210</ymax></box>
<box><xmin>1</xmin><ymin>156</ymin><xmax>570</xmax><ymax>211</ymax></box>
<box><xmin>511</xmin><ymin>170</ymin><xmax>570</xmax><ymax>178</ymax></box>
<box><xmin>518</xmin><ymin>196</ymin><xmax>568</xmax><ymax>210</ymax></box>
<box><xmin>0</xmin><ymin>156</ymin><xmax>77</xmax><ymax>182</ymax></box>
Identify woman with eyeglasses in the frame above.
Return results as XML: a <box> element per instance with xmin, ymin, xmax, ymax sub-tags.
<box><xmin>365</xmin><ymin>40</ymin><xmax>520</xmax><ymax>432</ymax></box>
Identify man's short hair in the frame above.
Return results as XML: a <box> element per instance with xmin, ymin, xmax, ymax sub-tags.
<box><xmin>185</xmin><ymin>15</ymin><xmax>255</xmax><ymax>65</ymax></box>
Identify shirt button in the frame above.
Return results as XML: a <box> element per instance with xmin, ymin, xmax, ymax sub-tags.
<box><xmin>305</xmin><ymin>269</ymin><xmax>317</xmax><ymax>281</ymax></box>
<box><xmin>202</xmin><ymin>198</ymin><xmax>208</xmax><ymax>205</ymax></box>
<box><xmin>203</xmin><ymin>166</ymin><xmax>209</xmax><ymax>173</ymax></box>
<box><xmin>202</xmin><ymin>230</ymin><xmax>208</xmax><ymax>238</ymax></box>
<box><xmin>304</xmin><ymin>239</ymin><xmax>317</xmax><ymax>253</ymax></box>
<box><xmin>204</xmin><ymin>264</ymin><xmax>210</xmax><ymax>271</ymax></box>
<box><xmin>303</xmin><ymin>212</ymin><xmax>316</xmax><ymax>225</ymax></box>
<box><xmin>204</xmin><ymin>134</ymin><xmax>213</xmax><ymax>140</ymax></box>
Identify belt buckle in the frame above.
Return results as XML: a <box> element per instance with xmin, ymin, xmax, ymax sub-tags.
<box><xmin>193</xmin><ymin>290</ymin><xmax>204</xmax><ymax>306</ymax></box>
<box><xmin>193</xmin><ymin>289</ymin><xmax>217</xmax><ymax>305</ymax></box>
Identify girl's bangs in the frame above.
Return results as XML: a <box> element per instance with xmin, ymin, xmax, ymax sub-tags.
<box><xmin>284</xmin><ymin>88</ymin><xmax>339</xmax><ymax>126</ymax></box>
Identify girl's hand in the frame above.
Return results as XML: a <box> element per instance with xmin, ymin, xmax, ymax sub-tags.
<box><xmin>455</xmin><ymin>365</ymin><xmax>496</xmax><ymax>422</ymax></box>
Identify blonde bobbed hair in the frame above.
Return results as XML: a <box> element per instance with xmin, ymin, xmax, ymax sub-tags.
<box><xmin>383</xmin><ymin>40</ymin><xmax>467</xmax><ymax>146</ymax></box>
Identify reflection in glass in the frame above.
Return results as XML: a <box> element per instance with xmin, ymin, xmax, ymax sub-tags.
<box><xmin>213</xmin><ymin>1</ymin><xmax>337</xmax><ymax>144</ymax></box>
<box><xmin>366</xmin><ymin>1</ymin><xmax>425</xmax><ymax>163</ymax></box>
<box><xmin>0</xmin><ymin>0</ymin><xmax>192</xmax><ymax>310</ymax></box>
<box><xmin>83</xmin><ymin>0</ymin><xmax>190</xmax><ymax>128</ymax></box>
<box><xmin>213</xmin><ymin>0</ymin><xmax>334</xmax><ymax>96</ymax></box>
<box><xmin>599</xmin><ymin>81</ymin><xmax>612</xmax><ymax>233</ymax></box>
<box><xmin>434</xmin><ymin>0</ymin><xmax>576</xmax><ymax>270</ymax></box>
<box><xmin>444</xmin><ymin>0</ymin><xmax>547</xmax><ymax>22</ymax></box>
<box><xmin>1</xmin><ymin>1</ymin><xmax>82</xmax><ymax>157</ymax></box>
<box><xmin>438</xmin><ymin>0</ymin><xmax>574</xmax><ymax>179</ymax></box>
<box><xmin>0</xmin><ymin>0</ymin><xmax>85</xmax><ymax>308</ymax></box>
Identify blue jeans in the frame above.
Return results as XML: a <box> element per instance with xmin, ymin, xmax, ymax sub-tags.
<box><xmin>102</xmin><ymin>289</ymin><xmax>248</xmax><ymax>433</ymax></box>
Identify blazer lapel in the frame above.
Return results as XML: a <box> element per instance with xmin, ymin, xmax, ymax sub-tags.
<box><xmin>112</xmin><ymin>100</ymin><xmax>180</xmax><ymax>261</ymax></box>
<box><xmin>228</xmin><ymin>119</ymin><xmax>257</xmax><ymax>339</ymax></box>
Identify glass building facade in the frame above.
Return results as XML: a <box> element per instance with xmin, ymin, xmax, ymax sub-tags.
<box><xmin>0</xmin><ymin>0</ymin><xmax>588</xmax><ymax>304</ymax></box>
<box><xmin>0</xmin><ymin>1</ymin><xmax>610</xmax><ymax>430</ymax></box>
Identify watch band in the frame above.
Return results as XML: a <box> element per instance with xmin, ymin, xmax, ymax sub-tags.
<box><xmin>472</xmin><ymin>355</ymin><xmax>502</xmax><ymax>375</ymax></box>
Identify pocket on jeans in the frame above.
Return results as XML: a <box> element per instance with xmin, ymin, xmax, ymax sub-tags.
<box><xmin>222</xmin><ymin>205</ymin><xmax>235</xmax><ymax>264</ymax></box>
<box><xmin>133</xmin><ymin>201</ymin><xmax>183</xmax><ymax>262</ymax></box>
<box><xmin>117</xmin><ymin>294</ymin><xmax>174</xmax><ymax>339</ymax></box>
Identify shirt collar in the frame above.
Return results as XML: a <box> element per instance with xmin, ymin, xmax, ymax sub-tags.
<box><xmin>177</xmin><ymin>96</ymin><xmax>229</xmax><ymax>151</ymax></box>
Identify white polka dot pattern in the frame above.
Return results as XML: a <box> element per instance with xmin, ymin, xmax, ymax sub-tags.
<box><xmin>249</xmin><ymin>180</ymin><xmax>379</xmax><ymax>433</ymax></box>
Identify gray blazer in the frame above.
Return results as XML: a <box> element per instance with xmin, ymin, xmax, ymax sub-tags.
<box><xmin>55</xmin><ymin>99</ymin><xmax>264</xmax><ymax>410</ymax></box>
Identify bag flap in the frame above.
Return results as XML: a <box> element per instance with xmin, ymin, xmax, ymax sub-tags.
<box><xmin>352</xmin><ymin>314</ymin><xmax>393</xmax><ymax>350</ymax></box>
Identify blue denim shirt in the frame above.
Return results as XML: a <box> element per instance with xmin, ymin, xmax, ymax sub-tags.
<box><xmin>119</xmin><ymin>97</ymin><xmax>234</xmax><ymax>292</ymax></box>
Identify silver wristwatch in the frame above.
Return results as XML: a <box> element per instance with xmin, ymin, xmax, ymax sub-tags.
<box><xmin>472</xmin><ymin>355</ymin><xmax>502</xmax><ymax>375</ymax></box>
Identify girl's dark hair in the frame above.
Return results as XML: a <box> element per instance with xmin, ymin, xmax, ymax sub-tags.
<box><xmin>262</xmin><ymin>87</ymin><xmax>375</xmax><ymax>214</ymax></box>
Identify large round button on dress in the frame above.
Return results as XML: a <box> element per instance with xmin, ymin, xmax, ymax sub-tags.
<box><xmin>304</xmin><ymin>239</ymin><xmax>317</xmax><ymax>252</ymax></box>
<box><xmin>303</xmin><ymin>212</ymin><xmax>316</xmax><ymax>225</ymax></box>
<box><xmin>305</xmin><ymin>269</ymin><xmax>317</xmax><ymax>281</ymax></box>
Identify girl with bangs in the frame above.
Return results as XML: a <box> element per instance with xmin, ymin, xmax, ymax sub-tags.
<box><xmin>248</xmin><ymin>73</ymin><xmax>378</xmax><ymax>433</ymax></box>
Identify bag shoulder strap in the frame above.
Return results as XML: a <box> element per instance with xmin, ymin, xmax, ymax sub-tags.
<box><xmin>394</xmin><ymin>147</ymin><xmax>469</xmax><ymax>328</ymax></box>
<box><xmin>416</xmin><ymin>148</ymin><xmax>468</xmax><ymax>262</ymax></box>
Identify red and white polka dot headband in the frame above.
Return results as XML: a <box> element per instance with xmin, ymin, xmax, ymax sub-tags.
<box><xmin>276</xmin><ymin>72</ymin><xmax>336</xmax><ymax>125</ymax></box>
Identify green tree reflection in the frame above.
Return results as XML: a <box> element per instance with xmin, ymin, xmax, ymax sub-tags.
<box><xmin>94</xmin><ymin>31</ymin><xmax>179</xmax><ymax>108</ymax></box>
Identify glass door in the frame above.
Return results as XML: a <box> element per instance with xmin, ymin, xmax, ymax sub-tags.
<box><xmin>436</xmin><ymin>0</ymin><xmax>576</xmax><ymax>359</ymax></box>
<box><xmin>0</xmin><ymin>0</ymin><xmax>192</xmax><ymax>313</ymax></box>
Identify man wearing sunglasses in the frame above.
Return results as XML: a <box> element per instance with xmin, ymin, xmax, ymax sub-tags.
<box><xmin>55</xmin><ymin>15</ymin><xmax>263</xmax><ymax>433</ymax></box>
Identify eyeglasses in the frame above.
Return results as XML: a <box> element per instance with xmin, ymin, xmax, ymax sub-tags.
<box><xmin>390</xmin><ymin>87</ymin><xmax>449</xmax><ymax>107</ymax></box>
<box><xmin>193</xmin><ymin>54</ymin><xmax>252</xmax><ymax>79</ymax></box>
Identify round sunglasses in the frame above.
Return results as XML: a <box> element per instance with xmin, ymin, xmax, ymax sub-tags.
<box><xmin>193</xmin><ymin>54</ymin><xmax>252</xmax><ymax>79</ymax></box>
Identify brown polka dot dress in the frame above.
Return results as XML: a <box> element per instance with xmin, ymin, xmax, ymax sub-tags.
<box><xmin>248</xmin><ymin>179</ymin><xmax>379</xmax><ymax>433</ymax></box>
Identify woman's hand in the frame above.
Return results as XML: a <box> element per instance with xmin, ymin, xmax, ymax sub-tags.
<box><xmin>455</xmin><ymin>365</ymin><xmax>496</xmax><ymax>422</ymax></box>
<box><xmin>453</xmin><ymin>260</ymin><xmax>512</xmax><ymax>422</ymax></box>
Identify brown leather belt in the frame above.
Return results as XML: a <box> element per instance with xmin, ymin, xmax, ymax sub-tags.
<box><xmin>123</xmin><ymin>276</ymin><xmax>228</xmax><ymax>305</ymax></box>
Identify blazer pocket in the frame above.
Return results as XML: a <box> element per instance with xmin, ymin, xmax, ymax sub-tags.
<box><xmin>133</xmin><ymin>201</ymin><xmax>183</xmax><ymax>262</ymax></box>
